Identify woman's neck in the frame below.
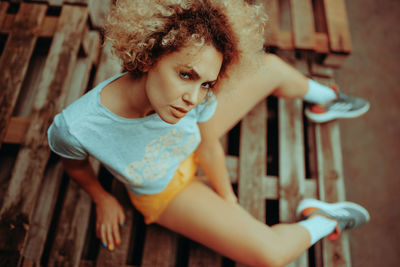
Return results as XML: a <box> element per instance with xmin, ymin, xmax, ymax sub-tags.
<box><xmin>101</xmin><ymin>73</ymin><xmax>154</xmax><ymax>119</ymax></box>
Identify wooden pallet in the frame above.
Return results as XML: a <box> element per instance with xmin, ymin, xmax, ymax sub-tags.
<box><xmin>0</xmin><ymin>2</ymin><xmax>108</xmax><ymax>266</ymax></box>
<box><xmin>2</xmin><ymin>0</ymin><xmax>113</xmax><ymax>29</ymax></box>
<box><xmin>0</xmin><ymin>1</ymin><xmax>353</xmax><ymax>267</ymax></box>
<box><xmin>258</xmin><ymin>0</ymin><xmax>352</xmax><ymax>67</ymax></box>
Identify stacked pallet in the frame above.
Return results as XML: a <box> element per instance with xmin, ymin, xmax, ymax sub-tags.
<box><xmin>0</xmin><ymin>1</ymin><xmax>121</xmax><ymax>266</ymax></box>
<box><xmin>0</xmin><ymin>0</ymin><xmax>353</xmax><ymax>266</ymax></box>
<box><xmin>260</xmin><ymin>0</ymin><xmax>352</xmax><ymax>67</ymax></box>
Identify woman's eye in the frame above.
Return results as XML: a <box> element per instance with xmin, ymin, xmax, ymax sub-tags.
<box><xmin>201</xmin><ymin>82</ymin><xmax>212</xmax><ymax>89</ymax></box>
<box><xmin>179</xmin><ymin>72</ymin><xmax>190</xmax><ymax>80</ymax></box>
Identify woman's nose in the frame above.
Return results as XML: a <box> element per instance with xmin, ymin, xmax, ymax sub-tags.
<box><xmin>182</xmin><ymin>86</ymin><xmax>202</xmax><ymax>106</ymax></box>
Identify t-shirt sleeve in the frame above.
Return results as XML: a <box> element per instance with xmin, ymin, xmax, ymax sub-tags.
<box><xmin>196</xmin><ymin>93</ymin><xmax>218</xmax><ymax>123</ymax></box>
<box><xmin>47</xmin><ymin>113</ymin><xmax>88</xmax><ymax>160</ymax></box>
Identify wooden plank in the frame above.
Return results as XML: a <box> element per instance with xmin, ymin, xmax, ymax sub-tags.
<box><xmin>141</xmin><ymin>225</ymin><xmax>178</xmax><ymax>267</ymax></box>
<box><xmin>64</xmin><ymin>0</ymin><xmax>90</xmax><ymax>5</ymax></box>
<box><xmin>88</xmin><ymin>0</ymin><xmax>113</xmax><ymax>29</ymax></box>
<box><xmin>278</xmin><ymin>30</ymin><xmax>294</xmax><ymax>50</ymax></box>
<box><xmin>310</xmin><ymin>64</ymin><xmax>335</xmax><ymax>78</ymax></box>
<box><xmin>23</xmin><ymin>24</ymin><xmax>98</xmax><ymax>264</ymax></box>
<box><xmin>31</xmin><ymin>0</ymin><xmax>90</xmax><ymax>5</ymax></box>
<box><xmin>315</xmin><ymin>33</ymin><xmax>330</xmax><ymax>54</ymax></box>
<box><xmin>0</xmin><ymin>4</ymin><xmax>88</xmax><ymax>252</ymax></box>
<box><xmin>323</xmin><ymin>0</ymin><xmax>352</xmax><ymax>53</ymax></box>
<box><xmin>3</xmin><ymin>117</ymin><xmax>30</xmax><ymax>144</ymax></box>
<box><xmin>312</xmin><ymin>76</ymin><xmax>351</xmax><ymax>267</ymax></box>
<box><xmin>323</xmin><ymin>53</ymin><xmax>349</xmax><ymax>68</ymax></box>
<box><xmin>313</xmin><ymin>0</ymin><xmax>328</xmax><ymax>33</ymax></box>
<box><xmin>65</xmin><ymin>30</ymin><xmax>100</xmax><ymax>106</ymax></box>
<box><xmin>289</xmin><ymin>0</ymin><xmax>316</xmax><ymax>50</ymax></box>
<box><xmin>262</xmin><ymin>0</ymin><xmax>280</xmax><ymax>47</ymax></box>
<box><xmin>0</xmin><ymin>2</ymin><xmax>9</xmax><ymax>28</ymax></box>
<box><xmin>47</xmin><ymin>179</ymin><xmax>92</xmax><ymax>267</ymax></box>
<box><xmin>92</xmin><ymin>41</ymin><xmax>122</xmax><ymax>87</ymax></box>
<box><xmin>314</xmin><ymin>121</ymin><xmax>352</xmax><ymax>267</ymax></box>
<box><xmin>22</xmin><ymin>160</ymin><xmax>64</xmax><ymax>263</ymax></box>
<box><xmin>0</xmin><ymin>3</ymin><xmax>47</xmax><ymax>148</ymax></box>
<box><xmin>305</xmin><ymin>107</ymin><xmax>323</xmax><ymax>267</ymax></box>
<box><xmin>238</xmin><ymin>100</ymin><xmax>266</xmax><ymax>221</ymax></box>
<box><xmin>277</xmin><ymin>55</ymin><xmax>309</xmax><ymax>267</ymax></box>
<box><xmin>226</xmin><ymin>155</ymin><xmax>317</xmax><ymax>199</ymax></box>
<box><xmin>188</xmin><ymin>241</ymin><xmax>222</xmax><ymax>267</ymax></box>
<box><xmin>0</xmin><ymin>14</ymin><xmax>59</xmax><ymax>38</ymax></box>
<box><xmin>13</xmin><ymin>38</ymin><xmax>50</xmax><ymax>119</ymax></box>
<box><xmin>278</xmin><ymin>97</ymin><xmax>308</xmax><ymax>267</ymax></box>
<box><xmin>80</xmin><ymin>260</ymin><xmax>94</xmax><ymax>267</ymax></box>
<box><xmin>38</xmin><ymin>16</ymin><xmax>59</xmax><ymax>38</ymax></box>
<box><xmin>278</xmin><ymin>97</ymin><xmax>306</xmax><ymax>220</ymax></box>
<box><xmin>95</xmin><ymin>180</ymin><xmax>135</xmax><ymax>267</ymax></box>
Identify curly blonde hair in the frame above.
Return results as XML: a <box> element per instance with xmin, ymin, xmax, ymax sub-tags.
<box><xmin>104</xmin><ymin>0</ymin><xmax>267</xmax><ymax>81</ymax></box>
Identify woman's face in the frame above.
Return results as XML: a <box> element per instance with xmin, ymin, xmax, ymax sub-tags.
<box><xmin>145</xmin><ymin>44</ymin><xmax>223</xmax><ymax>124</ymax></box>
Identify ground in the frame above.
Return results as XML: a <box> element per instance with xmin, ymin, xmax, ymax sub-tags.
<box><xmin>335</xmin><ymin>0</ymin><xmax>400</xmax><ymax>266</ymax></box>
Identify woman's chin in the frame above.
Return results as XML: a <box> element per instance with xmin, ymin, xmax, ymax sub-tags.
<box><xmin>159</xmin><ymin>114</ymin><xmax>181</xmax><ymax>125</ymax></box>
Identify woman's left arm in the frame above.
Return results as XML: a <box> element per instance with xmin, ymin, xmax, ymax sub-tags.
<box><xmin>195</xmin><ymin>122</ymin><xmax>237</xmax><ymax>204</ymax></box>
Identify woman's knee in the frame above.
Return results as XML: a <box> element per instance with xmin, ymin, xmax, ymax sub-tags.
<box><xmin>249</xmin><ymin>247</ymin><xmax>286</xmax><ymax>267</ymax></box>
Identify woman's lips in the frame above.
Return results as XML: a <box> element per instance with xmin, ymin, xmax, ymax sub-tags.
<box><xmin>170</xmin><ymin>106</ymin><xmax>188</xmax><ymax>118</ymax></box>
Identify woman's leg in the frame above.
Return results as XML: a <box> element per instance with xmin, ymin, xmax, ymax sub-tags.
<box><xmin>156</xmin><ymin>180</ymin><xmax>310</xmax><ymax>267</ymax></box>
<box><xmin>211</xmin><ymin>53</ymin><xmax>309</xmax><ymax>138</ymax></box>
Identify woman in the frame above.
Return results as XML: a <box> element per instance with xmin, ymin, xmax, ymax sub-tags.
<box><xmin>48</xmin><ymin>1</ymin><xmax>370</xmax><ymax>266</ymax></box>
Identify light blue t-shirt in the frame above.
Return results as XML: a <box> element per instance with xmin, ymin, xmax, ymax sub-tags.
<box><xmin>47</xmin><ymin>73</ymin><xmax>217</xmax><ymax>195</ymax></box>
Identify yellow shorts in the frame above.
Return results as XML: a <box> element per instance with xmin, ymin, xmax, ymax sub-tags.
<box><xmin>128</xmin><ymin>154</ymin><xmax>197</xmax><ymax>224</ymax></box>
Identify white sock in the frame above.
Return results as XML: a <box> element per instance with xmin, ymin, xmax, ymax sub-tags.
<box><xmin>303</xmin><ymin>79</ymin><xmax>337</xmax><ymax>104</ymax></box>
<box><xmin>298</xmin><ymin>216</ymin><xmax>337</xmax><ymax>245</ymax></box>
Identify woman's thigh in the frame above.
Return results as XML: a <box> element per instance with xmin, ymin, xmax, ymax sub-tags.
<box><xmin>156</xmin><ymin>180</ymin><xmax>280</xmax><ymax>266</ymax></box>
<box><xmin>209</xmin><ymin>53</ymin><xmax>308</xmax><ymax>138</ymax></box>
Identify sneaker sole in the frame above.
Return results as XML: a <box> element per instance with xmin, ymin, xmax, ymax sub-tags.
<box><xmin>296</xmin><ymin>198</ymin><xmax>370</xmax><ymax>222</ymax></box>
<box><xmin>305</xmin><ymin>103</ymin><xmax>370</xmax><ymax>123</ymax></box>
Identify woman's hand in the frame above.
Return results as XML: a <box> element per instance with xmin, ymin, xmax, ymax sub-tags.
<box><xmin>95</xmin><ymin>194</ymin><xmax>126</xmax><ymax>251</ymax></box>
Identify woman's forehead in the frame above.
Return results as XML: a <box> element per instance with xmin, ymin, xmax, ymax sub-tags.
<box><xmin>168</xmin><ymin>45</ymin><xmax>221</xmax><ymax>66</ymax></box>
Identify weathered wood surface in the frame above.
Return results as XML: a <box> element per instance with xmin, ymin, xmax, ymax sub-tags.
<box><xmin>0</xmin><ymin>1</ymin><xmax>355</xmax><ymax>266</ymax></box>
<box><xmin>289</xmin><ymin>0</ymin><xmax>316</xmax><ymax>50</ymax></box>
<box><xmin>0</xmin><ymin>3</ymin><xmax>47</xmax><ymax>149</ymax></box>
<box><xmin>262</xmin><ymin>0</ymin><xmax>280</xmax><ymax>47</ymax></box>
<box><xmin>188</xmin><ymin>241</ymin><xmax>222</xmax><ymax>267</ymax></box>
<box><xmin>323</xmin><ymin>0</ymin><xmax>352</xmax><ymax>53</ymax></box>
<box><xmin>278</xmin><ymin>57</ymin><xmax>308</xmax><ymax>267</ymax></box>
<box><xmin>278</xmin><ymin>98</ymin><xmax>305</xmax><ymax>217</ymax></box>
<box><xmin>47</xmin><ymin>179</ymin><xmax>92</xmax><ymax>266</ymax></box>
<box><xmin>258</xmin><ymin>0</ymin><xmax>352</xmax><ymax>66</ymax></box>
<box><xmin>45</xmin><ymin>25</ymin><xmax>100</xmax><ymax>266</ymax></box>
<box><xmin>88</xmin><ymin>0</ymin><xmax>113</xmax><ymax>29</ymax></box>
<box><xmin>96</xmin><ymin>180</ymin><xmax>136</xmax><ymax>267</ymax></box>
<box><xmin>238</xmin><ymin>100</ymin><xmax>267</xmax><ymax>221</ymax></box>
<box><xmin>0</xmin><ymin>4</ymin><xmax>88</xmax><ymax>258</ymax></box>
<box><xmin>0</xmin><ymin>2</ymin><xmax>9</xmax><ymax>27</ymax></box>
<box><xmin>141</xmin><ymin>225</ymin><xmax>178</xmax><ymax>267</ymax></box>
<box><xmin>7</xmin><ymin>0</ymin><xmax>89</xmax><ymax>5</ymax></box>
<box><xmin>315</xmin><ymin>116</ymin><xmax>352</xmax><ymax>267</ymax></box>
<box><xmin>92</xmin><ymin>41</ymin><xmax>122</xmax><ymax>87</ymax></box>
<box><xmin>22</xmin><ymin>158</ymin><xmax>64</xmax><ymax>264</ymax></box>
<box><xmin>3</xmin><ymin>117</ymin><xmax>30</xmax><ymax>144</ymax></box>
<box><xmin>2</xmin><ymin>0</ymin><xmax>113</xmax><ymax>29</ymax></box>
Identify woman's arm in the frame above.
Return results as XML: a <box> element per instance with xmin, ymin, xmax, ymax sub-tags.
<box><xmin>196</xmin><ymin>122</ymin><xmax>237</xmax><ymax>204</ymax></box>
<box><xmin>61</xmin><ymin>157</ymin><xmax>126</xmax><ymax>251</ymax></box>
<box><xmin>61</xmin><ymin>158</ymin><xmax>109</xmax><ymax>203</ymax></box>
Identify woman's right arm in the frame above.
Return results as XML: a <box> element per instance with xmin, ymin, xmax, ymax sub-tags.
<box><xmin>61</xmin><ymin>157</ymin><xmax>126</xmax><ymax>251</ymax></box>
<box><xmin>61</xmin><ymin>157</ymin><xmax>109</xmax><ymax>203</ymax></box>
